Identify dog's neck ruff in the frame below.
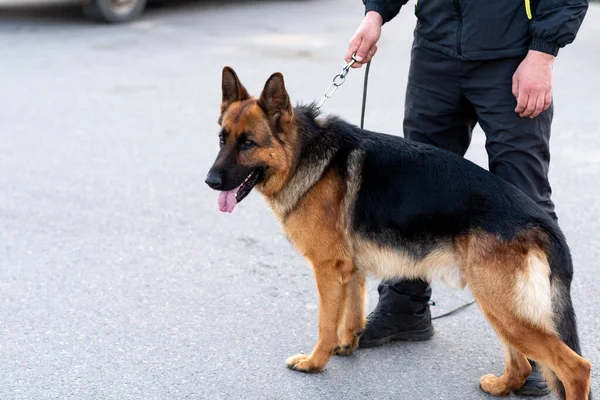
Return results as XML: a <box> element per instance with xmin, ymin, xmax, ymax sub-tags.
<box><xmin>267</xmin><ymin>106</ymin><xmax>337</xmax><ymax>219</ymax></box>
<box><xmin>269</xmin><ymin>143</ymin><xmax>336</xmax><ymax>219</ymax></box>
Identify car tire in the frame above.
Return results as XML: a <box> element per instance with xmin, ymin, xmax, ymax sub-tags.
<box><xmin>82</xmin><ymin>0</ymin><xmax>148</xmax><ymax>23</ymax></box>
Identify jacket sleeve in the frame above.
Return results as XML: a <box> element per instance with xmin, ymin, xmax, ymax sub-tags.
<box><xmin>529</xmin><ymin>0</ymin><xmax>589</xmax><ymax>56</ymax></box>
<box><xmin>362</xmin><ymin>0</ymin><xmax>409</xmax><ymax>24</ymax></box>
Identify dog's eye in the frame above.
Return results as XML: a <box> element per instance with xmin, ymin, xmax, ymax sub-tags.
<box><xmin>241</xmin><ymin>140</ymin><xmax>255</xmax><ymax>149</ymax></box>
<box><xmin>219</xmin><ymin>135</ymin><xmax>225</xmax><ymax>145</ymax></box>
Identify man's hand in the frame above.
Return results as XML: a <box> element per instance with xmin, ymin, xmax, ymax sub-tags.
<box><xmin>345</xmin><ymin>11</ymin><xmax>383</xmax><ymax>68</ymax></box>
<box><xmin>512</xmin><ymin>50</ymin><xmax>555</xmax><ymax>118</ymax></box>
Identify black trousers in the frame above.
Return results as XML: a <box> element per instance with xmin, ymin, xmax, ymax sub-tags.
<box><xmin>377</xmin><ymin>43</ymin><xmax>557</xmax><ymax>314</ymax></box>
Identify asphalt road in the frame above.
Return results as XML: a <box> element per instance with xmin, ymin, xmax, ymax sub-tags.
<box><xmin>1</xmin><ymin>1</ymin><xmax>599</xmax><ymax>399</ymax></box>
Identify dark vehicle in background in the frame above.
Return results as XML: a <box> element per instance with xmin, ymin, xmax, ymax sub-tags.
<box><xmin>82</xmin><ymin>0</ymin><xmax>148</xmax><ymax>22</ymax></box>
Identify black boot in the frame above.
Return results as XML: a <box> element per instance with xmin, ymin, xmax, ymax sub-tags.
<box><xmin>359</xmin><ymin>279</ymin><xmax>434</xmax><ymax>348</ymax></box>
<box><xmin>513</xmin><ymin>360</ymin><xmax>551</xmax><ymax>397</ymax></box>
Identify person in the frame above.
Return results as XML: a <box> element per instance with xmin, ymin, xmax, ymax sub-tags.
<box><xmin>345</xmin><ymin>0</ymin><xmax>588</xmax><ymax>396</ymax></box>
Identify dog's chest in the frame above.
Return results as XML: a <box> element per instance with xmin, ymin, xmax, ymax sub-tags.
<box><xmin>278</xmin><ymin>205</ymin><xmax>347</xmax><ymax>263</ymax></box>
<box><xmin>265</xmin><ymin>168</ymin><xmax>349</xmax><ymax>263</ymax></box>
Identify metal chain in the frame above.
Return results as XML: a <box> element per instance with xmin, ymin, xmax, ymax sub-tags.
<box><xmin>316</xmin><ymin>54</ymin><xmax>358</xmax><ymax>109</ymax></box>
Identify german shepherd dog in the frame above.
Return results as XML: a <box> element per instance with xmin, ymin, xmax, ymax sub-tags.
<box><xmin>205</xmin><ymin>67</ymin><xmax>592</xmax><ymax>399</ymax></box>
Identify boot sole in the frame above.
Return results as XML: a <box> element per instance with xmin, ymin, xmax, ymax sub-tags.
<box><xmin>512</xmin><ymin>360</ymin><xmax>551</xmax><ymax>397</ymax></box>
<box><xmin>512</xmin><ymin>387</ymin><xmax>552</xmax><ymax>397</ymax></box>
<box><xmin>358</xmin><ymin>325</ymin><xmax>434</xmax><ymax>348</ymax></box>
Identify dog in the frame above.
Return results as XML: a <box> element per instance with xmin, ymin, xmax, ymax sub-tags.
<box><xmin>205</xmin><ymin>66</ymin><xmax>592</xmax><ymax>400</ymax></box>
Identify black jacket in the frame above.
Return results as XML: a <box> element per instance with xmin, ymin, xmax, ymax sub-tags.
<box><xmin>364</xmin><ymin>0</ymin><xmax>588</xmax><ymax>60</ymax></box>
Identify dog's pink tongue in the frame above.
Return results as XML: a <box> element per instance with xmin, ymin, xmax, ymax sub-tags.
<box><xmin>218</xmin><ymin>189</ymin><xmax>238</xmax><ymax>213</ymax></box>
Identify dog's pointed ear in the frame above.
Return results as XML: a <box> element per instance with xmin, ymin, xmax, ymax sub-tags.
<box><xmin>259</xmin><ymin>72</ymin><xmax>292</xmax><ymax>120</ymax></box>
<box><xmin>221</xmin><ymin>66</ymin><xmax>249</xmax><ymax>112</ymax></box>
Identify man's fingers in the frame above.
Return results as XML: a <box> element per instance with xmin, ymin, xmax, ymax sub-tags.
<box><xmin>530</xmin><ymin>95</ymin><xmax>545</xmax><ymax>118</ymax></box>
<box><xmin>512</xmin><ymin>75</ymin><xmax>519</xmax><ymax>99</ymax></box>
<box><xmin>348</xmin><ymin>37</ymin><xmax>363</xmax><ymax>68</ymax></box>
<box><xmin>521</xmin><ymin>93</ymin><xmax>538</xmax><ymax>117</ymax></box>
<box><xmin>350</xmin><ymin>43</ymin><xmax>378</xmax><ymax>69</ymax></box>
<box><xmin>521</xmin><ymin>96</ymin><xmax>536</xmax><ymax>117</ymax></box>
<box><xmin>354</xmin><ymin>35</ymin><xmax>375</xmax><ymax>63</ymax></box>
<box><xmin>362</xmin><ymin>44</ymin><xmax>378</xmax><ymax>64</ymax></box>
<box><xmin>515</xmin><ymin>89</ymin><xmax>528</xmax><ymax>114</ymax></box>
<box><xmin>369</xmin><ymin>44</ymin><xmax>378</xmax><ymax>60</ymax></box>
<box><xmin>345</xmin><ymin>36</ymin><xmax>361</xmax><ymax>64</ymax></box>
<box><xmin>543</xmin><ymin>91</ymin><xmax>552</xmax><ymax>111</ymax></box>
<box><xmin>348</xmin><ymin>36</ymin><xmax>374</xmax><ymax>69</ymax></box>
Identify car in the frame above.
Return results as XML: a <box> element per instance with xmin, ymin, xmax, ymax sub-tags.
<box><xmin>81</xmin><ymin>0</ymin><xmax>148</xmax><ymax>23</ymax></box>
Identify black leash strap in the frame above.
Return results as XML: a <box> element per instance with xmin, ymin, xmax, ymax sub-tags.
<box><xmin>431</xmin><ymin>300</ymin><xmax>476</xmax><ymax>320</ymax></box>
<box><xmin>360</xmin><ymin>61</ymin><xmax>371</xmax><ymax>130</ymax></box>
<box><xmin>358</xmin><ymin>59</ymin><xmax>476</xmax><ymax>321</ymax></box>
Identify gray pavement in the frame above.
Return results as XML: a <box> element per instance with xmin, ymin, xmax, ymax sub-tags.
<box><xmin>1</xmin><ymin>1</ymin><xmax>599</xmax><ymax>399</ymax></box>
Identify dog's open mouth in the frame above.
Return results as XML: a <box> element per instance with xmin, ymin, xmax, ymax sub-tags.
<box><xmin>218</xmin><ymin>169</ymin><xmax>263</xmax><ymax>213</ymax></box>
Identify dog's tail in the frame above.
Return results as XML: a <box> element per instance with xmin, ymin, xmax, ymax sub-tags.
<box><xmin>541</xmin><ymin>229</ymin><xmax>592</xmax><ymax>400</ymax></box>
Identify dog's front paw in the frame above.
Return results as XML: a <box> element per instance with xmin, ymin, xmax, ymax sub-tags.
<box><xmin>286</xmin><ymin>354</ymin><xmax>325</xmax><ymax>373</ymax></box>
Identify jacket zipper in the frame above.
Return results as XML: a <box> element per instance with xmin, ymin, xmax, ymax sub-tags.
<box><xmin>453</xmin><ymin>0</ymin><xmax>463</xmax><ymax>56</ymax></box>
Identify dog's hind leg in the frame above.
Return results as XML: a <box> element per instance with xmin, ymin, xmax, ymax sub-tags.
<box><xmin>334</xmin><ymin>270</ymin><xmax>366</xmax><ymax>356</ymax></box>
<box><xmin>286</xmin><ymin>259</ymin><xmax>354</xmax><ymax>373</ymax></box>
<box><xmin>476</xmin><ymin>300</ymin><xmax>591</xmax><ymax>400</ymax></box>
<box><xmin>461</xmin><ymin>232</ymin><xmax>591</xmax><ymax>399</ymax></box>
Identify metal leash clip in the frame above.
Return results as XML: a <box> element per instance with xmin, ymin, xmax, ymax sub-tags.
<box><xmin>316</xmin><ymin>54</ymin><xmax>358</xmax><ymax>109</ymax></box>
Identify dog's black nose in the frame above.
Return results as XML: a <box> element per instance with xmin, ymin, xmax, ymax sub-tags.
<box><xmin>205</xmin><ymin>170</ymin><xmax>223</xmax><ymax>189</ymax></box>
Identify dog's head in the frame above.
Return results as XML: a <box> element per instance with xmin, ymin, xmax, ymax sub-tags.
<box><xmin>205</xmin><ymin>67</ymin><xmax>297</xmax><ymax>213</ymax></box>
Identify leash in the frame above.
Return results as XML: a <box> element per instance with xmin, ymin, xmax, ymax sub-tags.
<box><xmin>315</xmin><ymin>53</ymin><xmax>371</xmax><ymax>130</ymax></box>
<box><xmin>317</xmin><ymin>55</ymin><xmax>476</xmax><ymax>320</ymax></box>
<box><xmin>360</xmin><ymin>60</ymin><xmax>371</xmax><ymax>130</ymax></box>
<box><xmin>431</xmin><ymin>299</ymin><xmax>476</xmax><ymax>320</ymax></box>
